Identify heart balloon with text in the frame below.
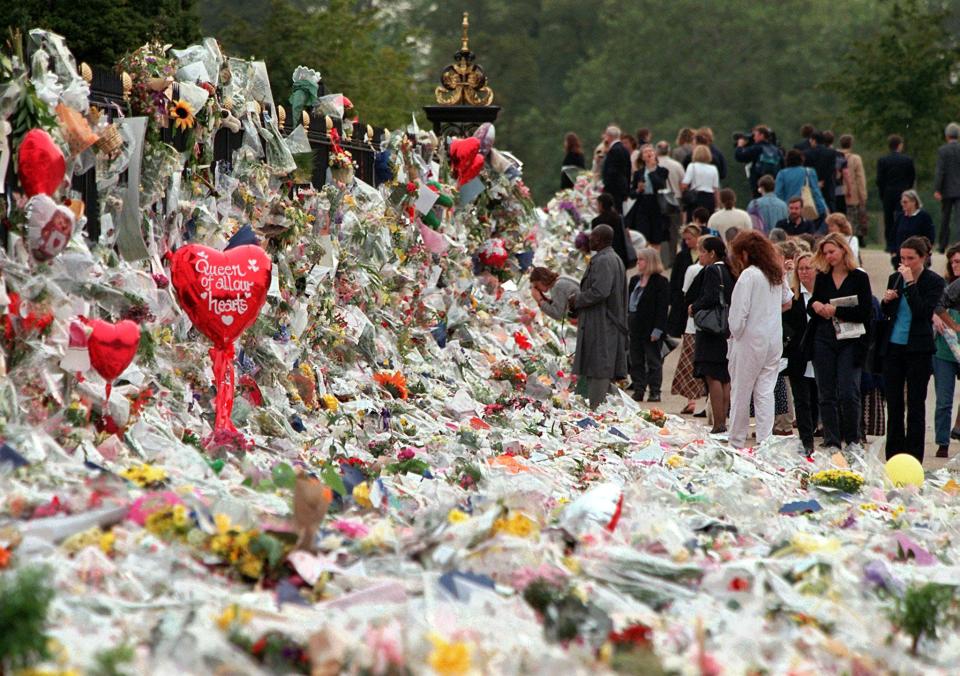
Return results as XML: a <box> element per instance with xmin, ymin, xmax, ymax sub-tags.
<box><xmin>169</xmin><ymin>244</ymin><xmax>272</xmax><ymax>348</ymax></box>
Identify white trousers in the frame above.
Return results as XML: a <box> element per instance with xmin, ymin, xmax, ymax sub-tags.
<box><xmin>728</xmin><ymin>338</ymin><xmax>782</xmax><ymax>448</ymax></box>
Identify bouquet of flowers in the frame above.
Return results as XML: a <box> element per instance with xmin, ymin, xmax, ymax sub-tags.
<box><xmin>329</xmin><ymin>148</ymin><xmax>356</xmax><ymax>170</ymax></box>
<box><xmin>809</xmin><ymin>469</ymin><xmax>865</xmax><ymax>494</ymax></box>
<box><xmin>491</xmin><ymin>360</ymin><xmax>527</xmax><ymax>389</ymax></box>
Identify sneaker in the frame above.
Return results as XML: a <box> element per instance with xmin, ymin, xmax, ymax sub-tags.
<box><xmin>802</xmin><ymin>443</ymin><xmax>814</xmax><ymax>457</ymax></box>
<box><xmin>937</xmin><ymin>445</ymin><xmax>950</xmax><ymax>459</ymax></box>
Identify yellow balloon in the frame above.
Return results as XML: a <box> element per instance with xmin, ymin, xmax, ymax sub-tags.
<box><xmin>885</xmin><ymin>453</ymin><xmax>925</xmax><ymax>488</ymax></box>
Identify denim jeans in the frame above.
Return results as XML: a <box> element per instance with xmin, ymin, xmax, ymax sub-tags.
<box><xmin>932</xmin><ymin>356</ymin><xmax>960</xmax><ymax>445</ymax></box>
<box><xmin>813</xmin><ymin>333</ymin><xmax>862</xmax><ymax>447</ymax></box>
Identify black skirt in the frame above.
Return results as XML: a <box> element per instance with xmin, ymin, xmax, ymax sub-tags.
<box><xmin>693</xmin><ymin>330</ymin><xmax>730</xmax><ymax>383</ymax></box>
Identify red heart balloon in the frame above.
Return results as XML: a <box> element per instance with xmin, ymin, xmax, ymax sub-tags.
<box><xmin>86</xmin><ymin>319</ymin><xmax>141</xmax><ymax>382</ymax></box>
<box><xmin>169</xmin><ymin>244</ymin><xmax>272</xmax><ymax>348</ymax></box>
<box><xmin>449</xmin><ymin>137</ymin><xmax>485</xmax><ymax>186</ymax></box>
<box><xmin>18</xmin><ymin>129</ymin><xmax>66</xmax><ymax>197</ymax></box>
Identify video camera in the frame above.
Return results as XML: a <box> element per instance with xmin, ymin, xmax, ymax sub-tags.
<box><xmin>732</xmin><ymin>128</ymin><xmax>778</xmax><ymax>148</ymax></box>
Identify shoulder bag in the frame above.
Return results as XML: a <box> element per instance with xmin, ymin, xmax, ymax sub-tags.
<box><xmin>681</xmin><ymin>163</ymin><xmax>699</xmax><ymax>208</ymax></box>
<box><xmin>800</xmin><ymin>169</ymin><xmax>819</xmax><ymax>220</ymax></box>
<box><xmin>693</xmin><ymin>264</ymin><xmax>729</xmax><ymax>335</ymax></box>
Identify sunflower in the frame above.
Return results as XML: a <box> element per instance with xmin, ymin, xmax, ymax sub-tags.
<box><xmin>169</xmin><ymin>99</ymin><xmax>195</xmax><ymax>131</ymax></box>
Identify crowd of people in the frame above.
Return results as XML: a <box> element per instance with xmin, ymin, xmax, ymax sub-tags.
<box><xmin>545</xmin><ymin>122</ymin><xmax>960</xmax><ymax>463</ymax></box>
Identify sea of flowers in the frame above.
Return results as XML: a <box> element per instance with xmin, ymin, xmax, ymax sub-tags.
<box><xmin>1</xmin><ymin>28</ymin><xmax>960</xmax><ymax>676</ymax></box>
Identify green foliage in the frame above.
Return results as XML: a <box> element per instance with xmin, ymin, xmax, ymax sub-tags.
<box><xmin>91</xmin><ymin>642</ymin><xmax>136</xmax><ymax>676</ymax></box>
<box><xmin>889</xmin><ymin>582</ymin><xmax>956</xmax><ymax>655</ymax></box>
<box><xmin>214</xmin><ymin>0</ymin><xmax>427</xmax><ymax>128</ymax></box>
<box><xmin>0</xmin><ymin>566</ymin><xmax>55</xmax><ymax>671</ymax></box>
<box><xmin>825</xmin><ymin>0</ymin><xmax>960</xmax><ymax>180</ymax></box>
<box><xmin>2</xmin><ymin>0</ymin><xmax>201</xmax><ymax>67</ymax></box>
<box><xmin>271</xmin><ymin>461</ymin><xmax>297</xmax><ymax>490</ymax></box>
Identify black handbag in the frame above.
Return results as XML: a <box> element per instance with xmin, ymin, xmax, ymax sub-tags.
<box><xmin>658</xmin><ymin>188</ymin><xmax>680</xmax><ymax>214</ymax></box>
<box><xmin>693</xmin><ymin>265</ymin><xmax>729</xmax><ymax>335</ymax></box>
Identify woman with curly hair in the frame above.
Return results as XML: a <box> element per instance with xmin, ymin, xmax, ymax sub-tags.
<box><xmin>726</xmin><ymin>230</ymin><xmax>793</xmax><ymax>448</ymax></box>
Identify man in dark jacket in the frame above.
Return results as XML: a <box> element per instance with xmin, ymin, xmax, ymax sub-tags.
<box><xmin>775</xmin><ymin>198</ymin><xmax>815</xmax><ymax>236</ymax></box>
<box><xmin>877</xmin><ymin>134</ymin><xmax>916</xmax><ymax>253</ymax></box>
<box><xmin>734</xmin><ymin>125</ymin><xmax>782</xmax><ymax>197</ymax></box>
<box><xmin>601</xmin><ymin>125</ymin><xmax>631</xmax><ymax>213</ymax></box>
<box><xmin>803</xmin><ymin>131</ymin><xmax>839</xmax><ymax>212</ymax></box>
<box><xmin>934</xmin><ymin>122</ymin><xmax>960</xmax><ymax>252</ymax></box>
<box><xmin>570</xmin><ymin>224</ymin><xmax>628</xmax><ymax>409</ymax></box>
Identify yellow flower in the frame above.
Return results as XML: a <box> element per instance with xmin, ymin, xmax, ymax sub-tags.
<box><xmin>172</xmin><ymin>504</ymin><xmax>189</xmax><ymax>528</ymax></box>
<box><xmin>99</xmin><ymin>530</ymin><xmax>116</xmax><ymax>555</ymax></box>
<box><xmin>214</xmin><ymin>513</ymin><xmax>233</xmax><ymax>535</ymax></box>
<box><xmin>353</xmin><ymin>482</ymin><xmax>373</xmax><ymax>508</ymax></box>
<box><xmin>215</xmin><ymin>604</ymin><xmax>252</xmax><ymax>631</ymax></box>
<box><xmin>121</xmin><ymin>463</ymin><xmax>168</xmax><ymax>488</ymax></box>
<box><xmin>666</xmin><ymin>454</ymin><xmax>685</xmax><ymax>468</ymax></box>
<box><xmin>492</xmin><ymin>511</ymin><xmax>538</xmax><ymax>538</ymax></box>
<box><xmin>169</xmin><ymin>99</ymin><xmax>195</xmax><ymax>131</ymax></box>
<box><xmin>447</xmin><ymin>508</ymin><xmax>470</xmax><ymax>524</ymax></box>
<box><xmin>321</xmin><ymin>393</ymin><xmax>339</xmax><ymax>412</ymax></box>
<box><xmin>428</xmin><ymin>635</ymin><xmax>473</xmax><ymax>676</ymax></box>
<box><xmin>561</xmin><ymin>555</ymin><xmax>581</xmax><ymax>574</ymax></box>
<box><xmin>238</xmin><ymin>554</ymin><xmax>264</xmax><ymax>579</ymax></box>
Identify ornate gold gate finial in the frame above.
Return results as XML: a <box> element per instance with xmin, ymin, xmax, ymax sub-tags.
<box><xmin>434</xmin><ymin>11</ymin><xmax>494</xmax><ymax>106</ymax></box>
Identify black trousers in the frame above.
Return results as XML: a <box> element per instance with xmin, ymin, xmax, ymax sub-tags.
<box><xmin>939</xmin><ymin>196</ymin><xmax>960</xmax><ymax>252</ymax></box>
<box><xmin>629</xmin><ymin>334</ymin><xmax>664</xmax><ymax>397</ymax></box>
<box><xmin>789</xmin><ymin>374</ymin><xmax>819</xmax><ymax>448</ymax></box>
<box><xmin>812</xmin><ymin>333</ymin><xmax>862</xmax><ymax>447</ymax></box>
<box><xmin>882</xmin><ymin>193</ymin><xmax>902</xmax><ymax>253</ymax></box>
<box><xmin>883</xmin><ymin>344</ymin><xmax>932</xmax><ymax>461</ymax></box>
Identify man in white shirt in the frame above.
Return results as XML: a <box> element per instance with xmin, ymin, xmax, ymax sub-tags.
<box><xmin>707</xmin><ymin>188</ymin><xmax>752</xmax><ymax>239</ymax></box>
<box><xmin>656</xmin><ymin>141</ymin><xmax>685</xmax><ymax>268</ymax></box>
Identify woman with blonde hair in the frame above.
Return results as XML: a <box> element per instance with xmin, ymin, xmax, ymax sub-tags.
<box><xmin>627</xmin><ymin>247</ymin><xmax>670</xmax><ymax>401</ymax></box>
<box><xmin>806</xmin><ymin>232</ymin><xmax>873</xmax><ymax>452</ymax></box>
<box><xmin>680</xmin><ymin>144</ymin><xmax>720</xmax><ymax>222</ymax></box>
<box><xmin>784</xmin><ymin>250</ymin><xmax>819</xmax><ymax>454</ymax></box>
<box><xmin>825</xmin><ymin>212</ymin><xmax>860</xmax><ymax>263</ymax></box>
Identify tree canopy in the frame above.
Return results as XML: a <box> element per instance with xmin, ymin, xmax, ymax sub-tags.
<box><xmin>2</xmin><ymin>0</ymin><xmax>201</xmax><ymax>67</ymax></box>
<box><xmin>5</xmin><ymin>0</ymin><xmax>960</xmax><ymax>201</ymax></box>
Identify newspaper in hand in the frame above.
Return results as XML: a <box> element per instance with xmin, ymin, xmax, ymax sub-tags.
<box><xmin>830</xmin><ymin>295</ymin><xmax>866</xmax><ymax>340</ymax></box>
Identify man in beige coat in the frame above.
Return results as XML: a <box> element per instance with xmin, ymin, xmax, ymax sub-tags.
<box><xmin>839</xmin><ymin>134</ymin><xmax>868</xmax><ymax>246</ymax></box>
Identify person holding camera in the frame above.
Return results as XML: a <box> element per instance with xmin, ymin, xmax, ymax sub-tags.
<box><xmin>734</xmin><ymin>125</ymin><xmax>783</xmax><ymax>197</ymax></box>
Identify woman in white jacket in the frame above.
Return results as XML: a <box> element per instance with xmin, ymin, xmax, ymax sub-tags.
<box><xmin>726</xmin><ymin>231</ymin><xmax>793</xmax><ymax>448</ymax></box>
